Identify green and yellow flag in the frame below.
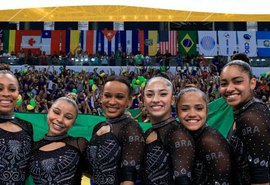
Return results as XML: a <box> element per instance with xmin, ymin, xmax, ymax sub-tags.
<box><xmin>178</xmin><ymin>31</ymin><xmax>197</xmax><ymax>56</ymax></box>
<box><xmin>3</xmin><ymin>30</ymin><xmax>16</xmax><ymax>53</ymax></box>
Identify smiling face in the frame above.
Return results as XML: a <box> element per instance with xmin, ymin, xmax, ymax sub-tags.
<box><xmin>219</xmin><ymin>65</ymin><xmax>256</xmax><ymax>109</ymax></box>
<box><xmin>101</xmin><ymin>81</ymin><xmax>132</xmax><ymax>119</ymax></box>
<box><xmin>177</xmin><ymin>91</ymin><xmax>207</xmax><ymax>131</ymax></box>
<box><xmin>143</xmin><ymin>78</ymin><xmax>174</xmax><ymax>124</ymax></box>
<box><xmin>0</xmin><ymin>73</ymin><xmax>19</xmax><ymax>115</ymax></box>
<box><xmin>47</xmin><ymin>99</ymin><xmax>77</xmax><ymax>136</ymax></box>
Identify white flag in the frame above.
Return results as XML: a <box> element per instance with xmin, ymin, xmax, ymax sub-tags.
<box><xmin>126</xmin><ymin>30</ymin><xmax>133</xmax><ymax>54</ymax></box>
<box><xmin>41</xmin><ymin>30</ymin><xmax>51</xmax><ymax>55</ymax></box>
<box><xmin>21</xmin><ymin>36</ymin><xmax>41</xmax><ymax>49</ymax></box>
<box><xmin>218</xmin><ymin>31</ymin><xmax>237</xmax><ymax>56</ymax></box>
<box><xmin>237</xmin><ymin>31</ymin><xmax>257</xmax><ymax>57</ymax></box>
<box><xmin>198</xmin><ymin>31</ymin><xmax>217</xmax><ymax>56</ymax></box>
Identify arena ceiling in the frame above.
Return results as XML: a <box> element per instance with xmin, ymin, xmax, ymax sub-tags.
<box><xmin>1</xmin><ymin>0</ymin><xmax>270</xmax><ymax>22</ymax></box>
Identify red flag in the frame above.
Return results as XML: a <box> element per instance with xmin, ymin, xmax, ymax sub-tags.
<box><xmin>102</xmin><ymin>30</ymin><xmax>117</xmax><ymax>41</ymax></box>
<box><xmin>86</xmin><ymin>30</ymin><xmax>95</xmax><ymax>55</ymax></box>
<box><xmin>139</xmin><ymin>30</ymin><xmax>145</xmax><ymax>55</ymax></box>
<box><xmin>15</xmin><ymin>30</ymin><xmax>42</xmax><ymax>55</ymax></box>
<box><xmin>51</xmin><ymin>30</ymin><xmax>66</xmax><ymax>55</ymax></box>
<box><xmin>159</xmin><ymin>31</ymin><xmax>177</xmax><ymax>55</ymax></box>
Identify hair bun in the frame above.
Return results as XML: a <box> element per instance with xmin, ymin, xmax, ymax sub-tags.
<box><xmin>0</xmin><ymin>64</ymin><xmax>10</xmax><ymax>71</ymax></box>
<box><xmin>66</xmin><ymin>93</ymin><xmax>77</xmax><ymax>101</ymax></box>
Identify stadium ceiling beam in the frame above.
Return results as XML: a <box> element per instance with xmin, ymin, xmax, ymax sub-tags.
<box><xmin>1</xmin><ymin>6</ymin><xmax>270</xmax><ymax>22</ymax></box>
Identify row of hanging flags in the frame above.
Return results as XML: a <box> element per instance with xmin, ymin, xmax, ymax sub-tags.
<box><xmin>0</xmin><ymin>30</ymin><xmax>270</xmax><ymax>57</ymax></box>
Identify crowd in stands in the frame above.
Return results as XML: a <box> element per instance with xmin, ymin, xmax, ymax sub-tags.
<box><xmin>12</xmin><ymin>51</ymin><xmax>270</xmax><ymax>121</ymax></box>
<box><xmin>1</xmin><ymin>45</ymin><xmax>230</xmax><ymax>67</ymax></box>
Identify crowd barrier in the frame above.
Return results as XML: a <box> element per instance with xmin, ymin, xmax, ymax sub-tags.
<box><xmin>8</xmin><ymin>65</ymin><xmax>270</xmax><ymax>77</ymax></box>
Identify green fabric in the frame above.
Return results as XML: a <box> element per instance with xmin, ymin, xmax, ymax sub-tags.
<box><xmin>207</xmin><ymin>97</ymin><xmax>234</xmax><ymax>138</ymax></box>
<box><xmin>129</xmin><ymin>109</ymin><xmax>142</xmax><ymax>122</ymax></box>
<box><xmin>14</xmin><ymin>112</ymin><xmax>151</xmax><ymax>142</ymax></box>
<box><xmin>178</xmin><ymin>31</ymin><xmax>197</xmax><ymax>56</ymax></box>
<box><xmin>18</xmin><ymin>112</ymin><xmax>151</xmax><ymax>185</ymax></box>
<box><xmin>20</xmin><ymin>98</ymin><xmax>233</xmax><ymax>184</ymax></box>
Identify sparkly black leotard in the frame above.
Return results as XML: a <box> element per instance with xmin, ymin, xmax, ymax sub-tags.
<box><xmin>0</xmin><ymin>115</ymin><xmax>33</xmax><ymax>184</ymax></box>
<box><xmin>87</xmin><ymin>114</ymin><xmax>145</xmax><ymax>185</ymax></box>
<box><xmin>191</xmin><ymin>125</ymin><xmax>232</xmax><ymax>185</ymax></box>
<box><xmin>229</xmin><ymin>98</ymin><xmax>270</xmax><ymax>184</ymax></box>
<box><xmin>144</xmin><ymin>117</ymin><xmax>195</xmax><ymax>185</ymax></box>
<box><xmin>29</xmin><ymin>135</ymin><xmax>88</xmax><ymax>185</ymax></box>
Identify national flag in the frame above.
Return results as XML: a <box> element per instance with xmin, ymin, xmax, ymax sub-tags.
<box><xmin>217</xmin><ymin>31</ymin><xmax>237</xmax><ymax>56</ymax></box>
<box><xmin>70</xmin><ymin>30</ymin><xmax>81</xmax><ymax>54</ymax></box>
<box><xmin>21</xmin><ymin>36</ymin><xmax>40</xmax><ymax>48</ymax></box>
<box><xmin>98</xmin><ymin>30</ymin><xmax>118</xmax><ymax>56</ymax></box>
<box><xmin>117</xmin><ymin>31</ymin><xmax>121</xmax><ymax>52</ymax></box>
<box><xmin>131</xmin><ymin>30</ymin><xmax>139</xmax><ymax>55</ymax></box>
<box><xmin>41</xmin><ymin>30</ymin><xmax>51</xmax><ymax>55</ymax></box>
<box><xmin>3</xmin><ymin>30</ymin><xmax>16</xmax><ymax>53</ymax></box>
<box><xmin>64</xmin><ymin>30</ymin><xmax>81</xmax><ymax>55</ymax></box>
<box><xmin>51</xmin><ymin>30</ymin><xmax>66</xmax><ymax>55</ymax></box>
<box><xmin>139</xmin><ymin>30</ymin><xmax>158</xmax><ymax>56</ymax></box>
<box><xmin>256</xmin><ymin>31</ymin><xmax>270</xmax><ymax>57</ymax></box>
<box><xmin>65</xmin><ymin>30</ymin><xmax>71</xmax><ymax>55</ymax></box>
<box><xmin>198</xmin><ymin>31</ymin><xmax>218</xmax><ymax>56</ymax></box>
<box><xmin>15</xmin><ymin>30</ymin><xmax>42</xmax><ymax>55</ymax></box>
<box><xmin>102</xmin><ymin>30</ymin><xmax>117</xmax><ymax>41</ymax></box>
<box><xmin>159</xmin><ymin>31</ymin><xmax>177</xmax><ymax>55</ymax></box>
<box><xmin>169</xmin><ymin>30</ymin><xmax>177</xmax><ymax>55</ymax></box>
<box><xmin>97</xmin><ymin>31</ymin><xmax>101</xmax><ymax>52</ymax></box>
<box><xmin>119</xmin><ymin>30</ymin><xmax>127</xmax><ymax>54</ymax></box>
<box><xmin>80</xmin><ymin>30</ymin><xmax>97</xmax><ymax>55</ymax></box>
<box><xmin>207</xmin><ymin>97</ymin><xmax>234</xmax><ymax>138</ymax></box>
<box><xmin>148</xmin><ymin>30</ymin><xmax>158</xmax><ymax>56</ymax></box>
<box><xmin>119</xmin><ymin>30</ymin><xmax>139</xmax><ymax>55</ymax></box>
<box><xmin>159</xmin><ymin>31</ymin><xmax>168</xmax><ymax>54</ymax></box>
<box><xmin>237</xmin><ymin>31</ymin><xmax>257</xmax><ymax>57</ymax></box>
<box><xmin>139</xmin><ymin>30</ymin><xmax>147</xmax><ymax>55</ymax></box>
<box><xmin>178</xmin><ymin>31</ymin><xmax>197</xmax><ymax>56</ymax></box>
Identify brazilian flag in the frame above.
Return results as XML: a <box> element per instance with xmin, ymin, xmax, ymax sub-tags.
<box><xmin>178</xmin><ymin>31</ymin><xmax>197</xmax><ymax>56</ymax></box>
<box><xmin>21</xmin><ymin>98</ymin><xmax>233</xmax><ymax>184</ymax></box>
<box><xmin>207</xmin><ymin>97</ymin><xmax>234</xmax><ymax>138</ymax></box>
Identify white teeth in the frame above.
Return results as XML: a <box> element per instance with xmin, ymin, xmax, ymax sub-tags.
<box><xmin>152</xmin><ymin>105</ymin><xmax>161</xmax><ymax>107</ymax></box>
<box><xmin>227</xmin><ymin>94</ymin><xmax>238</xmax><ymax>98</ymax></box>
<box><xmin>187</xmin><ymin>120</ymin><xmax>198</xmax><ymax>123</ymax></box>
<box><xmin>54</xmin><ymin>123</ymin><xmax>64</xmax><ymax>129</ymax></box>
<box><xmin>0</xmin><ymin>100</ymin><xmax>12</xmax><ymax>104</ymax></box>
<box><xmin>151</xmin><ymin>105</ymin><xmax>162</xmax><ymax>109</ymax></box>
<box><xmin>108</xmin><ymin>107</ymin><xmax>117</xmax><ymax>111</ymax></box>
